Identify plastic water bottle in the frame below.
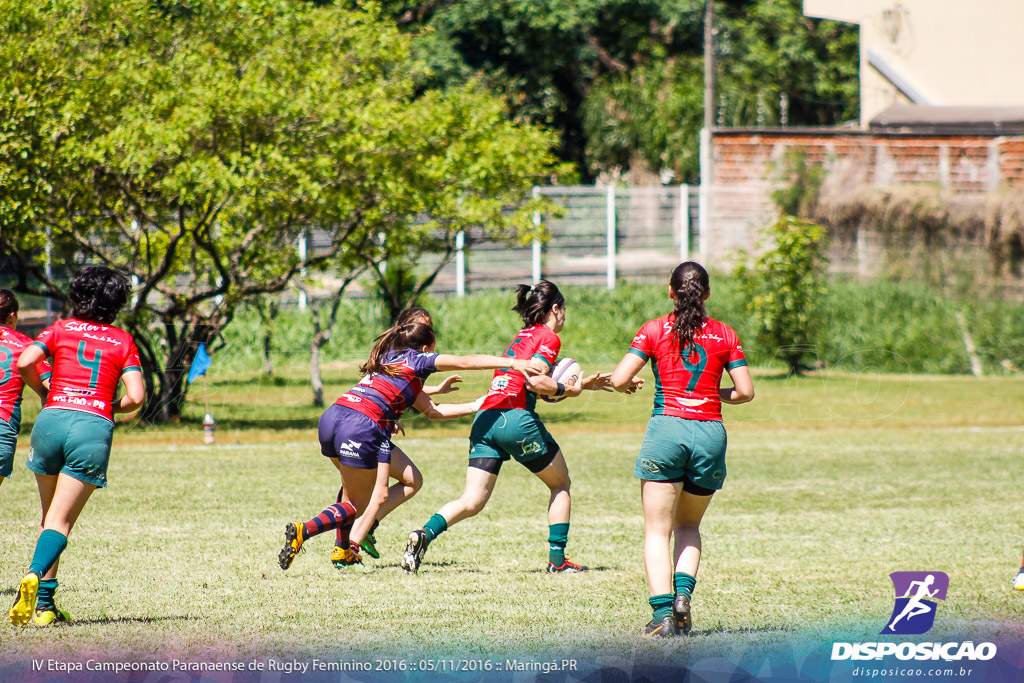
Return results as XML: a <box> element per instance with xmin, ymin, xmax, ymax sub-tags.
<box><xmin>203</xmin><ymin>413</ymin><xmax>215</xmax><ymax>445</ymax></box>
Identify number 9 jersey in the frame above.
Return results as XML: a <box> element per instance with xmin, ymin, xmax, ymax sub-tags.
<box><xmin>33</xmin><ymin>319</ymin><xmax>142</xmax><ymax>421</ymax></box>
<box><xmin>628</xmin><ymin>315</ymin><xmax>746</xmax><ymax>421</ymax></box>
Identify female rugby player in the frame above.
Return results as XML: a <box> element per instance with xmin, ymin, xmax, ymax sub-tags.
<box><xmin>401</xmin><ymin>280</ymin><xmax>610</xmax><ymax>575</ymax></box>
<box><xmin>10</xmin><ymin>267</ymin><xmax>145</xmax><ymax>627</ymax></box>
<box><xmin>610</xmin><ymin>262</ymin><xmax>754</xmax><ymax>637</ymax></box>
<box><xmin>279</xmin><ymin>322</ymin><xmax>546</xmax><ymax>570</ymax></box>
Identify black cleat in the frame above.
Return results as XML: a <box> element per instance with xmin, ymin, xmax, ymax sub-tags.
<box><xmin>643</xmin><ymin>616</ymin><xmax>679</xmax><ymax>638</ymax></box>
<box><xmin>401</xmin><ymin>530</ymin><xmax>428</xmax><ymax>573</ymax></box>
<box><xmin>673</xmin><ymin>593</ymin><xmax>692</xmax><ymax>635</ymax></box>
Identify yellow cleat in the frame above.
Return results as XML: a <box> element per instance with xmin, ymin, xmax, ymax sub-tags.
<box><xmin>9</xmin><ymin>572</ymin><xmax>40</xmax><ymax>627</ymax></box>
<box><xmin>33</xmin><ymin>608</ymin><xmax>71</xmax><ymax>626</ymax></box>
<box><xmin>331</xmin><ymin>544</ymin><xmax>363</xmax><ymax>568</ymax></box>
<box><xmin>278</xmin><ymin>522</ymin><xmax>305</xmax><ymax>570</ymax></box>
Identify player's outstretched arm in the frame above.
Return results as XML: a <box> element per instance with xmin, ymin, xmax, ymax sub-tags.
<box><xmin>526</xmin><ymin>372</ymin><xmax>611</xmax><ymax>398</ymax></box>
<box><xmin>113</xmin><ymin>370</ymin><xmax>146</xmax><ymax>414</ymax></box>
<box><xmin>412</xmin><ymin>390</ymin><xmax>485</xmax><ymax>420</ymax></box>
<box><xmin>719</xmin><ymin>365</ymin><xmax>754</xmax><ymax>404</ymax></box>
<box><xmin>434</xmin><ymin>354</ymin><xmax>547</xmax><ymax>376</ymax></box>
<box><xmin>610</xmin><ymin>353</ymin><xmax>646</xmax><ymax>394</ymax></box>
<box><xmin>423</xmin><ymin>374</ymin><xmax>462</xmax><ymax>395</ymax></box>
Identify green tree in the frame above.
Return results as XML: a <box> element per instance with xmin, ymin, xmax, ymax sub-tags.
<box><xmin>736</xmin><ymin>216</ymin><xmax>829</xmax><ymax>375</ymax></box>
<box><xmin>0</xmin><ymin>0</ymin><xmax>561</xmax><ymax>421</ymax></box>
<box><xmin>361</xmin><ymin>0</ymin><xmax>858</xmax><ymax>182</ymax></box>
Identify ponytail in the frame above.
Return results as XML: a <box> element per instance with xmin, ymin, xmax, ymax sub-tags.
<box><xmin>512</xmin><ymin>280</ymin><xmax>564</xmax><ymax>327</ymax></box>
<box><xmin>360</xmin><ymin>322</ymin><xmax>436</xmax><ymax>377</ymax></box>
<box><xmin>669</xmin><ymin>262</ymin><xmax>710</xmax><ymax>356</ymax></box>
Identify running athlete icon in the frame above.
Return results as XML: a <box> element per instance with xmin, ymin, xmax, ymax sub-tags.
<box><xmin>888</xmin><ymin>574</ymin><xmax>938</xmax><ymax>631</ymax></box>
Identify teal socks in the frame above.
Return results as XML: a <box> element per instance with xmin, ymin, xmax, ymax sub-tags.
<box><xmin>674</xmin><ymin>572</ymin><xmax>697</xmax><ymax>599</ymax></box>
<box><xmin>547</xmin><ymin>522</ymin><xmax>570</xmax><ymax>565</ymax></box>
<box><xmin>422</xmin><ymin>514</ymin><xmax>448</xmax><ymax>542</ymax></box>
<box><xmin>29</xmin><ymin>529</ymin><xmax>68</xmax><ymax>577</ymax></box>
<box><xmin>649</xmin><ymin>593</ymin><xmax>674</xmax><ymax>622</ymax></box>
<box><xmin>37</xmin><ymin>579</ymin><xmax>59</xmax><ymax>611</ymax></box>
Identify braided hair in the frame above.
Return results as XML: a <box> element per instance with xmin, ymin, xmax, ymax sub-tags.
<box><xmin>669</xmin><ymin>262</ymin><xmax>710</xmax><ymax>356</ymax></box>
<box><xmin>512</xmin><ymin>280</ymin><xmax>564</xmax><ymax>327</ymax></box>
<box><xmin>360</xmin><ymin>322</ymin><xmax>436</xmax><ymax>378</ymax></box>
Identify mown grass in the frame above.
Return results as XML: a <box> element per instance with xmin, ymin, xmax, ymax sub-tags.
<box><xmin>0</xmin><ymin>374</ymin><xmax>1021</xmax><ymax>663</ymax></box>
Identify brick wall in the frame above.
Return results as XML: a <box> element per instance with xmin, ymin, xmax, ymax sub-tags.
<box><xmin>706</xmin><ymin>129</ymin><xmax>1024</xmax><ymax>271</ymax></box>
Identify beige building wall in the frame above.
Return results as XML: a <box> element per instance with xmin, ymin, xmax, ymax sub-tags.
<box><xmin>804</xmin><ymin>0</ymin><xmax>1024</xmax><ymax>125</ymax></box>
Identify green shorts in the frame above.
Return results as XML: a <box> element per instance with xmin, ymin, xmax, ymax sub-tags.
<box><xmin>633</xmin><ymin>415</ymin><xmax>727</xmax><ymax>490</ymax></box>
<box><xmin>0</xmin><ymin>415</ymin><xmax>19</xmax><ymax>479</ymax></box>
<box><xmin>27</xmin><ymin>409</ymin><xmax>114</xmax><ymax>488</ymax></box>
<box><xmin>469</xmin><ymin>409</ymin><xmax>559</xmax><ymax>468</ymax></box>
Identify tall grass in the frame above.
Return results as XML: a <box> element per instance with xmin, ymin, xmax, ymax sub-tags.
<box><xmin>217</xmin><ymin>278</ymin><xmax>1024</xmax><ymax>377</ymax></box>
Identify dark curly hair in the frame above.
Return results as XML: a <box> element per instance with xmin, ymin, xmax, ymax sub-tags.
<box><xmin>670</xmin><ymin>262</ymin><xmax>710</xmax><ymax>356</ymax></box>
<box><xmin>512</xmin><ymin>280</ymin><xmax>564</xmax><ymax>328</ymax></box>
<box><xmin>69</xmin><ymin>266</ymin><xmax>130</xmax><ymax>325</ymax></box>
<box><xmin>0</xmin><ymin>289</ymin><xmax>18</xmax><ymax>325</ymax></box>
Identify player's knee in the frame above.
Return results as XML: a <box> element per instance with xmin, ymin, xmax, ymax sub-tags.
<box><xmin>462</xmin><ymin>494</ymin><xmax>489</xmax><ymax>515</ymax></box>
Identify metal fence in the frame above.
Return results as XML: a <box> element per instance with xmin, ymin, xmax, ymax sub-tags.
<box><xmin>411</xmin><ymin>184</ymin><xmax>700</xmax><ymax>298</ymax></box>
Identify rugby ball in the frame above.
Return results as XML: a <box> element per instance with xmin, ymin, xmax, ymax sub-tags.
<box><xmin>541</xmin><ymin>357</ymin><xmax>582</xmax><ymax>403</ymax></box>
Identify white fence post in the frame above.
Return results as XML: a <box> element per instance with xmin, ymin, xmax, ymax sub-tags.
<box><xmin>699</xmin><ymin>128</ymin><xmax>711</xmax><ymax>265</ymax></box>
<box><xmin>532</xmin><ymin>186</ymin><xmax>542</xmax><ymax>282</ymax></box>
<box><xmin>606</xmin><ymin>184</ymin><xmax>616</xmax><ymax>289</ymax></box>
<box><xmin>297</xmin><ymin>231</ymin><xmax>308</xmax><ymax>310</ymax></box>
<box><xmin>679</xmin><ymin>184</ymin><xmax>690</xmax><ymax>263</ymax></box>
<box><xmin>455</xmin><ymin>230</ymin><xmax>466</xmax><ymax>297</ymax></box>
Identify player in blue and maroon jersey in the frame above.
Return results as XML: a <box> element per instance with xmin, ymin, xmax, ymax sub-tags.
<box><xmin>277</xmin><ymin>321</ymin><xmax>546</xmax><ymax>571</ymax></box>
<box><xmin>611</xmin><ymin>262</ymin><xmax>754</xmax><ymax>638</ymax></box>
<box><xmin>0</xmin><ymin>290</ymin><xmax>52</xmax><ymax>490</ymax></box>
<box><xmin>402</xmin><ymin>280</ymin><xmax>610</xmax><ymax>575</ymax></box>
<box><xmin>332</xmin><ymin>306</ymin><xmax>465</xmax><ymax>565</ymax></box>
<box><xmin>9</xmin><ymin>267</ymin><xmax>145</xmax><ymax>627</ymax></box>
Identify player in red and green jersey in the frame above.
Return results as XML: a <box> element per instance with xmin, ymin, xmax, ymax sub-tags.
<box><xmin>402</xmin><ymin>280</ymin><xmax>610</xmax><ymax>575</ymax></box>
<box><xmin>9</xmin><ymin>267</ymin><xmax>145</xmax><ymax>627</ymax></box>
<box><xmin>611</xmin><ymin>262</ymin><xmax>754</xmax><ymax>638</ymax></box>
<box><xmin>277</xmin><ymin>321</ymin><xmax>547</xmax><ymax>572</ymax></box>
<box><xmin>0</xmin><ymin>290</ymin><xmax>52</xmax><ymax>488</ymax></box>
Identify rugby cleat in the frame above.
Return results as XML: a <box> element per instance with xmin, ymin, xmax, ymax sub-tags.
<box><xmin>1014</xmin><ymin>571</ymin><xmax>1024</xmax><ymax>591</ymax></box>
<box><xmin>9</xmin><ymin>572</ymin><xmax>40</xmax><ymax>627</ymax></box>
<box><xmin>331</xmin><ymin>544</ymin><xmax>363</xmax><ymax>568</ymax></box>
<box><xmin>546</xmin><ymin>558</ymin><xmax>588</xmax><ymax>573</ymax></box>
<box><xmin>673</xmin><ymin>593</ymin><xmax>693</xmax><ymax>635</ymax></box>
<box><xmin>33</xmin><ymin>607</ymin><xmax>71</xmax><ymax>626</ymax></box>
<box><xmin>360</xmin><ymin>531</ymin><xmax>381</xmax><ymax>560</ymax></box>
<box><xmin>643</xmin><ymin>616</ymin><xmax>679</xmax><ymax>638</ymax></box>
<box><xmin>278</xmin><ymin>522</ymin><xmax>305</xmax><ymax>570</ymax></box>
<box><xmin>401</xmin><ymin>530</ymin><xmax>429</xmax><ymax>573</ymax></box>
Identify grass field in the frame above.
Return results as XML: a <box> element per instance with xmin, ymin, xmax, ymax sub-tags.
<box><xmin>0</xmin><ymin>368</ymin><xmax>1022</xmax><ymax>665</ymax></box>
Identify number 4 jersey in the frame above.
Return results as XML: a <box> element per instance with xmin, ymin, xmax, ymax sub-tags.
<box><xmin>33</xmin><ymin>319</ymin><xmax>142</xmax><ymax>421</ymax></box>
<box><xmin>628</xmin><ymin>315</ymin><xmax>746</xmax><ymax>421</ymax></box>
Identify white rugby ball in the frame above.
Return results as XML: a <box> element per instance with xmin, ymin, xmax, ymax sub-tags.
<box><xmin>541</xmin><ymin>357</ymin><xmax>582</xmax><ymax>403</ymax></box>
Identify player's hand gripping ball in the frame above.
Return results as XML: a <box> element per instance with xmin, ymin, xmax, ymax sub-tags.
<box><xmin>541</xmin><ymin>357</ymin><xmax>582</xmax><ymax>403</ymax></box>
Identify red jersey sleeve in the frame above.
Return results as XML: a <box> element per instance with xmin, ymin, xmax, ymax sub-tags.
<box><xmin>533</xmin><ymin>327</ymin><xmax>561</xmax><ymax>367</ymax></box>
<box><xmin>725</xmin><ymin>328</ymin><xmax>747</xmax><ymax>371</ymax></box>
<box><xmin>123</xmin><ymin>339</ymin><xmax>142</xmax><ymax>374</ymax></box>
<box><xmin>628</xmin><ymin>320</ymin><xmax>659</xmax><ymax>361</ymax></box>
<box><xmin>33</xmin><ymin>324</ymin><xmax>57</xmax><ymax>357</ymax></box>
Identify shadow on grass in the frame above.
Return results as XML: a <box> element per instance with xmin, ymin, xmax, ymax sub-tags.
<box><xmin>519</xmin><ymin>565</ymin><xmax>613</xmax><ymax>574</ymax></box>
<box><xmin>0</xmin><ymin>588</ymin><xmax>16</xmax><ymax>597</ymax></box>
<box><xmin>69</xmin><ymin>615</ymin><xmax>198</xmax><ymax>626</ymax></box>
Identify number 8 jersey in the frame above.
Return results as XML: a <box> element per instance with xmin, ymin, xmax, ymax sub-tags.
<box><xmin>628</xmin><ymin>315</ymin><xmax>746</xmax><ymax>421</ymax></box>
<box><xmin>33</xmin><ymin>319</ymin><xmax>142</xmax><ymax>421</ymax></box>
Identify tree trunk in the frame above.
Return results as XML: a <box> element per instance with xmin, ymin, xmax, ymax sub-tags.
<box><xmin>310</xmin><ymin>336</ymin><xmax>325</xmax><ymax>407</ymax></box>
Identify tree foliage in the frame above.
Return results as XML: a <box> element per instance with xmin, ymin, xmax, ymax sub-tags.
<box><xmin>0</xmin><ymin>0</ymin><xmax>562</xmax><ymax>421</ymax></box>
<box><xmin>735</xmin><ymin>216</ymin><xmax>829</xmax><ymax>375</ymax></box>
<box><xmin>363</xmin><ymin>0</ymin><xmax>858</xmax><ymax>182</ymax></box>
